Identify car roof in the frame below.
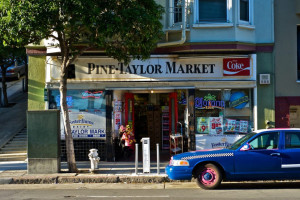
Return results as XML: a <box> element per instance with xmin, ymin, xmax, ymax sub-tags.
<box><xmin>254</xmin><ymin>128</ymin><xmax>300</xmax><ymax>133</ymax></box>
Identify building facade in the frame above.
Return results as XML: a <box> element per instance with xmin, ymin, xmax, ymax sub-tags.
<box><xmin>27</xmin><ymin>0</ymin><xmax>275</xmax><ymax>161</ymax></box>
<box><xmin>274</xmin><ymin>0</ymin><xmax>300</xmax><ymax>128</ymax></box>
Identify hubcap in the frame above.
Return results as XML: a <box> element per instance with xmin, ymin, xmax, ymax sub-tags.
<box><xmin>201</xmin><ymin>168</ymin><xmax>216</xmax><ymax>185</ymax></box>
<box><xmin>203</xmin><ymin>172</ymin><xmax>212</xmax><ymax>181</ymax></box>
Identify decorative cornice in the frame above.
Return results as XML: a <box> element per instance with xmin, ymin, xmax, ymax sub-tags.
<box><xmin>153</xmin><ymin>42</ymin><xmax>274</xmax><ymax>54</ymax></box>
<box><xmin>26</xmin><ymin>42</ymin><xmax>274</xmax><ymax>56</ymax></box>
<box><xmin>26</xmin><ymin>46</ymin><xmax>47</xmax><ymax>56</ymax></box>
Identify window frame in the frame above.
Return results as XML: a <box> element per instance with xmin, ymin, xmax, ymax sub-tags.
<box><xmin>285</xmin><ymin>132</ymin><xmax>300</xmax><ymax>149</ymax></box>
<box><xmin>238</xmin><ymin>0</ymin><xmax>254</xmax><ymax>28</ymax></box>
<box><xmin>248</xmin><ymin>132</ymin><xmax>279</xmax><ymax>150</ymax></box>
<box><xmin>169</xmin><ymin>0</ymin><xmax>183</xmax><ymax>28</ymax></box>
<box><xmin>193</xmin><ymin>0</ymin><xmax>233</xmax><ymax>28</ymax></box>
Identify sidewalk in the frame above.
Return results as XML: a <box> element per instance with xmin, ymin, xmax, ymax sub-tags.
<box><xmin>0</xmin><ymin>161</ymin><xmax>175</xmax><ymax>185</ymax></box>
<box><xmin>0</xmin><ymin>82</ymin><xmax>175</xmax><ymax>185</ymax></box>
<box><xmin>0</xmin><ymin>91</ymin><xmax>27</xmax><ymax>149</ymax></box>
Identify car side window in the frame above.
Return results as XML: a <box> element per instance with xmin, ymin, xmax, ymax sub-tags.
<box><xmin>285</xmin><ymin>132</ymin><xmax>300</xmax><ymax>149</ymax></box>
<box><xmin>249</xmin><ymin>132</ymin><xmax>279</xmax><ymax>150</ymax></box>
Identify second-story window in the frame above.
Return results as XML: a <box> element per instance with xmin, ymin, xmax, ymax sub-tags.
<box><xmin>238</xmin><ymin>0</ymin><xmax>253</xmax><ymax>26</ymax></box>
<box><xmin>240</xmin><ymin>0</ymin><xmax>249</xmax><ymax>22</ymax></box>
<box><xmin>197</xmin><ymin>0</ymin><xmax>227</xmax><ymax>23</ymax></box>
<box><xmin>174</xmin><ymin>0</ymin><xmax>183</xmax><ymax>24</ymax></box>
<box><xmin>169</xmin><ymin>0</ymin><xmax>183</xmax><ymax>27</ymax></box>
<box><xmin>297</xmin><ymin>26</ymin><xmax>300</xmax><ymax>81</ymax></box>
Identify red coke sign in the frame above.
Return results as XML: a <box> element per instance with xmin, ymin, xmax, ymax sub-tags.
<box><xmin>223</xmin><ymin>58</ymin><xmax>250</xmax><ymax>76</ymax></box>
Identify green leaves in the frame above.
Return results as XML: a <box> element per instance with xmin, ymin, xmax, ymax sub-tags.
<box><xmin>1</xmin><ymin>0</ymin><xmax>164</xmax><ymax>64</ymax></box>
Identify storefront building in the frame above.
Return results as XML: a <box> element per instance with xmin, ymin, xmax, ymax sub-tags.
<box><xmin>274</xmin><ymin>0</ymin><xmax>300</xmax><ymax>128</ymax></box>
<box><xmin>38</xmin><ymin>54</ymin><xmax>257</xmax><ymax>161</ymax></box>
<box><xmin>26</xmin><ymin>0</ymin><xmax>275</xmax><ymax>161</ymax></box>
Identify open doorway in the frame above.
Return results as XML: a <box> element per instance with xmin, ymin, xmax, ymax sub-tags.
<box><xmin>121</xmin><ymin>90</ymin><xmax>187</xmax><ymax>162</ymax></box>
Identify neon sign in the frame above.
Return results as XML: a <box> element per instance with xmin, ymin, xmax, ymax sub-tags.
<box><xmin>81</xmin><ymin>91</ymin><xmax>103</xmax><ymax>99</ymax></box>
<box><xmin>195</xmin><ymin>94</ymin><xmax>225</xmax><ymax>109</ymax></box>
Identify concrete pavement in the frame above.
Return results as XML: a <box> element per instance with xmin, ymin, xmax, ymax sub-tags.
<box><xmin>0</xmin><ymin>84</ymin><xmax>27</xmax><ymax>149</ymax></box>
<box><xmin>0</xmin><ymin>161</ymin><xmax>173</xmax><ymax>185</ymax></box>
<box><xmin>0</xmin><ymin>79</ymin><xmax>176</xmax><ymax>185</ymax></box>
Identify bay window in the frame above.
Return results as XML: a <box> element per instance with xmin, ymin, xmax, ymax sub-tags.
<box><xmin>194</xmin><ymin>0</ymin><xmax>232</xmax><ymax>24</ymax></box>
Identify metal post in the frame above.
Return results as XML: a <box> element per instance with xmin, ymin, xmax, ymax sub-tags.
<box><xmin>22</xmin><ymin>78</ymin><xmax>25</xmax><ymax>92</ymax></box>
<box><xmin>0</xmin><ymin>88</ymin><xmax>1</xmax><ymax>106</ymax></box>
<box><xmin>156</xmin><ymin>143</ymin><xmax>160</xmax><ymax>174</ymax></box>
<box><xmin>135</xmin><ymin>143</ymin><xmax>138</xmax><ymax>174</ymax></box>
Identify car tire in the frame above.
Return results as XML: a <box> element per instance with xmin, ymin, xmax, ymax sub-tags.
<box><xmin>195</xmin><ymin>163</ymin><xmax>222</xmax><ymax>190</ymax></box>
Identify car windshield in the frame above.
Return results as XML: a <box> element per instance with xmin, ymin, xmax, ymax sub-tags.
<box><xmin>227</xmin><ymin>132</ymin><xmax>257</xmax><ymax>150</ymax></box>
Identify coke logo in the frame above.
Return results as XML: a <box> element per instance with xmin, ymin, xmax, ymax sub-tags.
<box><xmin>223</xmin><ymin>58</ymin><xmax>250</xmax><ymax>76</ymax></box>
<box><xmin>226</xmin><ymin>61</ymin><xmax>245</xmax><ymax>70</ymax></box>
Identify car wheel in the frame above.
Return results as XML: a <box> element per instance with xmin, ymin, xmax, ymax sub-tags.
<box><xmin>195</xmin><ymin>163</ymin><xmax>222</xmax><ymax>190</ymax></box>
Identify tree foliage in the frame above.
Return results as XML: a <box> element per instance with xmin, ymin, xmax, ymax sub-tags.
<box><xmin>0</xmin><ymin>0</ymin><xmax>163</xmax><ymax>172</ymax></box>
<box><xmin>0</xmin><ymin>0</ymin><xmax>27</xmax><ymax>107</ymax></box>
<box><xmin>0</xmin><ymin>43</ymin><xmax>26</xmax><ymax>107</ymax></box>
<box><xmin>3</xmin><ymin>0</ymin><xmax>164</xmax><ymax>63</ymax></box>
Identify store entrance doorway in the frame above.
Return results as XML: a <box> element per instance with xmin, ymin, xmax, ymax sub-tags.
<box><xmin>123</xmin><ymin>91</ymin><xmax>178</xmax><ymax>161</ymax></box>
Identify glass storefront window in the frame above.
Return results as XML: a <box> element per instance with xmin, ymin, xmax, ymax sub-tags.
<box><xmin>195</xmin><ymin>89</ymin><xmax>253</xmax><ymax>135</ymax></box>
<box><xmin>49</xmin><ymin>90</ymin><xmax>107</xmax><ymax>139</ymax></box>
<box><xmin>49</xmin><ymin>90</ymin><xmax>106</xmax><ymax>113</ymax></box>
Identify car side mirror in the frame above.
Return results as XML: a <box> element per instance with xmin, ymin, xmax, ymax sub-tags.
<box><xmin>240</xmin><ymin>143</ymin><xmax>252</xmax><ymax>151</ymax></box>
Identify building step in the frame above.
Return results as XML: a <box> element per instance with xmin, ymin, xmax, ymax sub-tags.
<box><xmin>9</xmin><ymin>138</ymin><xmax>27</xmax><ymax>142</ymax></box>
<box><xmin>0</xmin><ymin>128</ymin><xmax>28</xmax><ymax>162</ymax></box>
<box><xmin>13</xmin><ymin>136</ymin><xmax>27</xmax><ymax>139</ymax></box>
<box><xmin>6</xmin><ymin>141</ymin><xmax>27</xmax><ymax>145</ymax></box>
<box><xmin>3</xmin><ymin>146</ymin><xmax>27</xmax><ymax>150</ymax></box>
<box><xmin>0</xmin><ymin>153</ymin><xmax>27</xmax><ymax>157</ymax></box>
<box><xmin>0</xmin><ymin>156</ymin><xmax>27</xmax><ymax>162</ymax></box>
<box><xmin>2</xmin><ymin>143</ymin><xmax>27</xmax><ymax>148</ymax></box>
<box><xmin>0</xmin><ymin>150</ymin><xmax>27</xmax><ymax>154</ymax></box>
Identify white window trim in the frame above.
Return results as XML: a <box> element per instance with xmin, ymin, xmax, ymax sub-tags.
<box><xmin>237</xmin><ymin>0</ymin><xmax>254</xmax><ymax>28</ymax></box>
<box><xmin>193</xmin><ymin>0</ymin><xmax>233</xmax><ymax>28</ymax></box>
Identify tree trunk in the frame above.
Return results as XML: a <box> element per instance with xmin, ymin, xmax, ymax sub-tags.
<box><xmin>1</xmin><ymin>67</ymin><xmax>9</xmax><ymax>107</ymax></box>
<box><xmin>60</xmin><ymin>62</ymin><xmax>77</xmax><ymax>173</ymax></box>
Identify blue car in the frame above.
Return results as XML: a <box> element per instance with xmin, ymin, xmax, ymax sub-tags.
<box><xmin>166</xmin><ymin>128</ymin><xmax>300</xmax><ymax>189</ymax></box>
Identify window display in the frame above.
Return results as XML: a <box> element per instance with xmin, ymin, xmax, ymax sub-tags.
<box><xmin>195</xmin><ymin>89</ymin><xmax>253</xmax><ymax>135</ymax></box>
<box><xmin>49</xmin><ymin>90</ymin><xmax>107</xmax><ymax>139</ymax></box>
<box><xmin>49</xmin><ymin>90</ymin><xmax>106</xmax><ymax>113</ymax></box>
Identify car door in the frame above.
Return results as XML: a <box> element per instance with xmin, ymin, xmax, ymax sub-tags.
<box><xmin>234</xmin><ymin>131</ymin><xmax>282</xmax><ymax>180</ymax></box>
<box><xmin>280</xmin><ymin>131</ymin><xmax>300</xmax><ymax>179</ymax></box>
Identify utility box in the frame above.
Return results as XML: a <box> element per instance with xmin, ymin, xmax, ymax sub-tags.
<box><xmin>27</xmin><ymin>110</ymin><xmax>60</xmax><ymax>174</ymax></box>
<box><xmin>141</xmin><ymin>137</ymin><xmax>150</xmax><ymax>173</ymax></box>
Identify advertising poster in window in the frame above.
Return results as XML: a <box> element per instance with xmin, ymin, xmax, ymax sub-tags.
<box><xmin>114</xmin><ymin>100</ymin><xmax>122</xmax><ymax>131</ymax></box>
<box><xmin>224</xmin><ymin>119</ymin><xmax>251</xmax><ymax>134</ymax></box>
<box><xmin>196</xmin><ymin>117</ymin><xmax>209</xmax><ymax>134</ymax></box>
<box><xmin>224</xmin><ymin>118</ymin><xmax>237</xmax><ymax>132</ymax></box>
<box><xmin>61</xmin><ymin>112</ymin><xmax>106</xmax><ymax>139</ymax></box>
<box><xmin>239</xmin><ymin>120</ymin><xmax>249</xmax><ymax>133</ymax></box>
<box><xmin>209</xmin><ymin>117</ymin><xmax>223</xmax><ymax>135</ymax></box>
<box><xmin>196</xmin><ymin>135</ymin><xmax>243</xmax><ymax>150</ymax></box>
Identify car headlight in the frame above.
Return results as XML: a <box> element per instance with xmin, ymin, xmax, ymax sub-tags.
<box><xmin>169</xmin><ymin>157</ymin><xmax>189</xmax><ymax>166</ymax></box>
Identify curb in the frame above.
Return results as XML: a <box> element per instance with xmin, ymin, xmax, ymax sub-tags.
<box><xmin>8</xmin><ymin>175</ymin><xmax>172</xmax><ymax>184</ymax></box>
<box><xmin>0</xmin><ymin>178</ymin><xmax>13</xmax><ymax>184</ymax></box>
